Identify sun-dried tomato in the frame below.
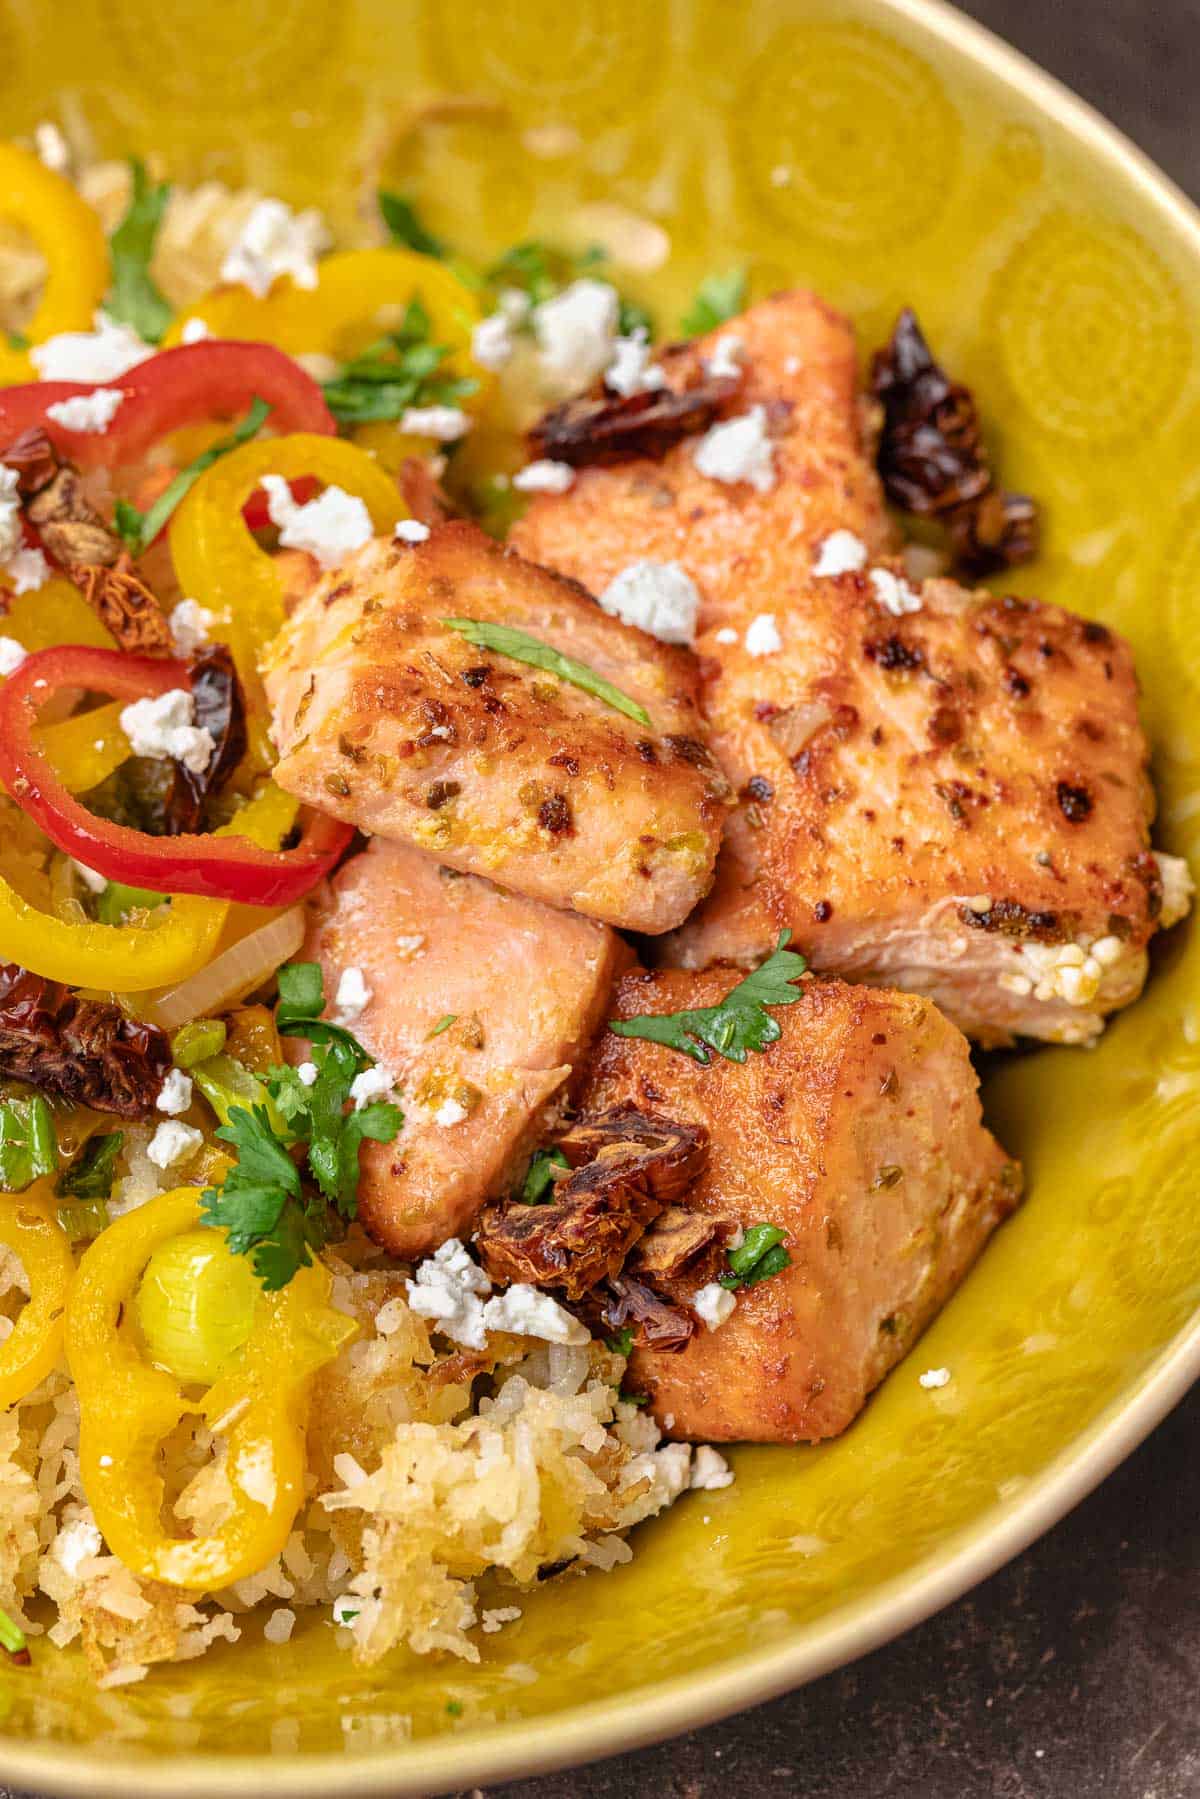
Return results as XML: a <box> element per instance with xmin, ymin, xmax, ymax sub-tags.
<box><xmin>162</xmin><ymin>644</ymin><xmax>248</xmax><ymax>834</ymax></box>
<box><xmin>0</xmin><ymin>963</ymin><xmax>170</xmax><ymax>1117</ymax></box>
<box><xmin>529</xmin><ymin>376</ymin><xmax>739</xmax><ymax>469</ymax></box>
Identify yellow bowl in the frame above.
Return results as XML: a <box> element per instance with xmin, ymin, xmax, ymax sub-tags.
<box><xmin>4</xmin><ymin>0</ymin><xmax>1200</xmax><ymax>1792</ymax></box>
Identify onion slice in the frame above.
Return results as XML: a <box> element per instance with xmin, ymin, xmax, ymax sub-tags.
<box><xmin>140</xmin><ymin>906</ymin><xmax>306</xmax><ymax>1032</ymax></box>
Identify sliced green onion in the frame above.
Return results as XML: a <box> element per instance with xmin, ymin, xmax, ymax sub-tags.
<box><xmin>0</xmin><ymin>1604</ymin><xmax>28</xmax><ymax>1661</ymax></box>
<box><xmin>171</xmin><ymin>1018</ymin><xmax>228</xmax><ymax>1069</ymax></box>
<box><xmin>192</xmin><ymin>1053</ymin><xmax>286</xmax><ymax>1134</ymax></box>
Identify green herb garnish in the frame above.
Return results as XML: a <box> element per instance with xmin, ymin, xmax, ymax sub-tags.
<box><xmin>486</xmin><ymin>239</ymin><xmax>606</xmax><ymax>307</ymax></box>
<box><xmin>5</xmin><ymin>330</ymin><xmax>29</xmax><ymax>353</ymax></box>
<box><xmin>608</xmin><ymin>932</ymin><xmax>807</xmax><ymax>1065</ymax></box>
<box><xmin>56</xmin><ymin>1132</ymin><xmax>124</xmax><ymax>1202</ymax></box>
<box><xmin>200</xmin><ymin>963</ymin><xmax>402</xmax><ymax>1289</ymax></box>
<box><xmin>620</xmin><ymin>1390</ymin><xmax>650</xmax><ymax>1407</ymax></box>
<box><xmin>521</xmin><ymin>1146</ymin><xmax>569</xmax><ymax>1205</ymax></box>
<box><xmin>719</xmin><ymin>1222</ymin><xmax>791</xmax><ymax>1290</ymax></box>
<box><xmin>114</xmin><ymin>396</ymin><xmax>271</xmax><ymax>555</ymax></box>
<box><xmin>106</xmin><ymin>157</ymin><xmax>173</xmax><ymax>345</ymax></box>
<box><xmin>445</xmin><ymin>1700</ymin><xmax>464</xmax><ymax>1718</ymax></box>
<box><xmin>427</xmin><ymin>1013</ymin><xmax>458</xmax><ymax>1039</ymax></box>
<box><xmin>320</xmin><ymin>297</ymin><xmax>477</xmax><ymax>427</ymax></box>
<box><xmin>0</xmin><ymin>1096</ymin><xmax>59</xmax><ymax>1192</ymax></box>
<box><xmin>0</xmin><ymin>1603</ymin><xmax>28</xmax><ymax>1662</ymax></box>
<box><xmin>378</xmin><ymin>189</ymin><xmax>445</xmax><ymax>259</ymax></box>
<box><xmin>606</xmin><ymin>1326</ymin><xmax>635</xmax><ymax>1357</ymax></box>
<box><xmin>441</xmin><ymin>618</ymin><xmax>651</xmax><ymax>727</ymax></box>
<box><xmin>96</xmin><ymin>878</ymin><xmax>168</xmax><ymax>926</ymax></box>
<box><xmin>681</xmin><ymin>268</ymin><xmax>747</xmax><ymax>337</ymax></box>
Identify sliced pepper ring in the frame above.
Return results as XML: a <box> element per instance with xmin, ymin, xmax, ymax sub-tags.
<box><xmin>67</xmin><ymin>1185</ymin><xmax>357</xmax><ymax>1590</ymax></box>
<box><xmin>0</xmin><ymin>1184</ymin><xmax>75</xmax><ymax>1410</ymax></box>
<box><xmin>0</xmin><ymin>144</ymin><xmax>109</xmax><ymax>387</ymax></box>
<box><xmin>0</xmin><ymin>645</ymin><xmax>349</xmax><ymax>906</ymax></box>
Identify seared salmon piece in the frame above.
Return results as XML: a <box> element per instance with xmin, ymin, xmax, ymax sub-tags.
<box><xmin>263</xmin><ymin>521</ymin><xmax>731</xmax><ymax>935</ymax></box>
<box><xmin>513</xmin><ymin>291</ymin><xmax>1189</xmax><ymax>1044</ymax></box>
<box><xmin>581</xmin><ymin>966</ymin><xmax>1021</xmax><ymax>1443</ymax></box>
<box><xmin>298</xmin><ymin>837</ymin><xmax>629</xmax><ymax>1258</ymax></box>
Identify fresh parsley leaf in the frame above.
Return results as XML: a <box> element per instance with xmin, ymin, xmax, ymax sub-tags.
<box><xmin>252</xmin><ymin>1199</ymin><xmax>326</xmax><ymax>1292</ymax></box>
<box><xmin>107</xmin><ymin>157</ymin><xmax>173</xmax><ymax>345</ymax></box>
<box><xmin>617</xmin><ymin>295</ymin><xmax>655</xmax><ymax>338</ymax></box>
<box><xmin>0</xmin><ymin>1096</ymin><xmax>59</xmax><ymax>1192</ymax></box>
<box><xmin>521</xmin><ymin>1146</ymin><xmax>569</xmax><ymax>1205</ymax></box>
<box><xmin>276</xmin><ymin>961</ymin><xmax>327</xmax><ymax>1029</ymax></box>
<box><xmin>56</xmin><ymin>1131</ymin><xmax>123</xmax><ymax>1201</ymax></box>
<box><xmin>378</xmin><ymin>189</ymin><xmax>445</xmax><ymax>258</ymax></box>
<box><xmin>609</xmin><ymin>932</ymin><xmax>807</xmax><ymax>1065</ymax></box>
<box><xmin>719</xmin><ymin>1222</ymin><xmax>791</xmax><ymax>1290</ymax></box>
<box><xmin>620</xmin><ymin>1390</ymin><xmax>650</xmax><ymax>1407</ymax></box>
<box><xmin>441</xmin><ymin>618</ymin><xmax>651</xmax><ymax>727</ymax></box>
<box><xmin>336</xmin><ymin>1101</ymin><xmax>402</xmax><ymax>1210</ymax></box>
<box><xmin>681</xmin><ymin>269</ymin><xmax>747</xmax><ymax>337</ymax></box>
<box><xmin>486</xmin><ymin>240</ymin><xmax>604</xmax><ymax>308</ymax></box>
<box><xmin>606</xmin><ymin>1325</ymin><xmax>635</xmax><ymax>1357</ymax></box>
<box><xmin>321</xmin><ymin>297</ymin><xmax>477</xmax><ymax>427</ymax></box>
<box><xmin>428</xmin><ymin>1013</ymin><xmax>457</xmax><ymax>1039</ymax></box>
<box><xmin>114</xmin><ymin>396</ymin><xmax>271</xmax><ymax>555</ymax></box>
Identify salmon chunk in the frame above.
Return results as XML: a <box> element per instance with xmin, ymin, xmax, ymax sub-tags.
<box><xmin>580</xmin><ymin>966</ymin><xmax>1021</xmax><ymax>1443</ymax></box>
<box><xmin>263</xmin><ymin>521</ymin><xmax>731</xmax><ymax>934</ymax></box>
<box><xmin>512</xmin><ymin>291</ymin><xmax>1187</xmax><ymax>1044</ymax></box>
<box><xmin>297</xmin><ymin>837</ymin><xmax>628</xmax><ymax>1258</ymax></box>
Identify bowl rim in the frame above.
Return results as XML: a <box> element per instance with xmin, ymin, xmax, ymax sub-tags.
<box><xmin>5</xmin><ymin>1</ymin><xmax>1200</xmax><ymax>1793</ymax></box>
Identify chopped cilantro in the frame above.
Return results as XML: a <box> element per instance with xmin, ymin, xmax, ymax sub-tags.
<box><xmin>445</xmin><ymin>1700</ymin><xmax>464</xmax><ymax>1718</ymax></box>
<box><xmin>114</xmin><ymin>396</ymin><xmax>270</xmax><ymax>554</ymax></box>
<box><xmin>608</xmin><ymin>932</ymin><xmax>807</xmax><ymax>1065</ymax></box>
<box><xmin>681</xmin><ymin>269</ymin><xmax>747</xmax><ymax>337</ymax></box>
<box><xmin>427</xmin><ymin>1013</ymin><xmax>458</xmax><ymax>1039</ymax></box>
<box><xmin>441</xmin><ymin>618</ymin><xmax>651</xmax><ymax>727</ymax></box>
<box><xmin>56</xmin><ymin>1131</ymin><xmax>124</xmax><ymax>1201</ymax></box>
<box><xmin>378</xmin><ymin>189</ymin><xmax>445</xmax><ymax>259</ymax></box>
<box><xmin>521</xmin><ymin>1146</ymin><xmax>569</xmax><ymax>1205</ymax></box>
<box><xmin>620</xmin><ymin>1390</ymin><xmax>650</xmax><ymax>1407</ymax></box>
<box><xmin>0</xmin><ymin>1096</ymin><xmax>58</xmax><ymax>1192</ymax></box>
<box><xmin>606</xmin><ymin>1326</ymin><xmax>635</xmax><ymax>1357</ymax></box>
<box><xmin>718</xmin><ymin>1222</ymin><xmax>791</xmax><ymax>1290</ymax></box>
<box><xmin>486</xmin><ymin>239</ymin><xmax>605</xmax><ymax>307</ymax></box>
<box><xmin>200</xmin><ymin>963</ymin><xmax>402</xmax><ymax>1289</ymax></box>
<box><xmin>5</xmin><ymin>330</ymin><xmax>29</xmax><ymax>352</ymax></box>
<box><xmin>320</xmin><ymin>298</ymin><xmax>477</xmax><ymax>427</ymax></box>
<box><xmin>0</xmin><ymin>1603</ymin><xmax>28</xmax><ymax>1661</ymax></box>
<box><xmin>107</xmin><ymin>157</ymin><xmax>173</xmax><ymax>345</ymax></box>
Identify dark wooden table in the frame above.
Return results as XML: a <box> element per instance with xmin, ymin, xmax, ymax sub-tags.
<box><xmin>7</xmin><ymin>7</ymin><xmax>1200</xmax><ymax>1799</ymax></box>
<box><xmin>471</xmin><ymin>4</ymin><xmax>1200</xmax><ymax>1796</ymax></box>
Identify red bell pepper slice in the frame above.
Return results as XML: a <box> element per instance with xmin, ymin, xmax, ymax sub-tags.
<box><xmin>0</xmin><ymin>341</ymin><xmax>335</xmax><ymax>469</ymax></box>
<box><xmin>0</xmin><ymin>645</ymin><xmax>352</xmax><ymax>906</ymax></box>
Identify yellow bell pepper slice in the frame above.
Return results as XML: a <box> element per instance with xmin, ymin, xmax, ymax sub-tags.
<box><xmin>38</xmin><ymin>701</ymin><xmax>127</xmax><ymax>795</ymax></box>
<box><xmin>67</xmin><ymin>1186</ymin><xmax>356</xmax><ymax>1591</ymax></box>
<box><xmin>0</xmin><ymin>579</ymin><xmax>116</xmax><ymax>653</ymax></box>
<box><xmin>0</xmin><ymin>779</ymin><xmax>298</xmax><ymax>991</ymax></box>
<box><xmin>169</xmin><ymin>434</ymin><xmax>406</xmax><ymax>731</ymax></box>
<box><xmin>0</xmin><ymin>1184</ymin><xmax>75</xmax><ymax>1409</ymax></box>
<box><xmin>0</xmin><ymin>145</ymin><xmax>110</xmax><ymax>385</ymax></box>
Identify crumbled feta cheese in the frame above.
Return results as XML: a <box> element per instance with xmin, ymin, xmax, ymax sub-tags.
<box><xmin>261</xmin><ymin>475</ymin><xmax>373</xmax><ymax>568</ymax></box>
<box><xmin>399</xmin><ymin>405</ymin><xmax>471</xmax><ymax>442</ymax></box>
<box><xmin>480</xmin><ymin>1283</ymin><xmax>590</xmax><ymax>1345</ymax></box>
<box><xmin>146</xmin><ymin>1120</ymin><xmax>203</xmax><ymax>1169</ymax></box>
<box><xmin>219</xmin><ymin>198</ymin><xmax>329</xmax><ymax>298</ymax></box>
<box><xmin>156</xmin><ymin>1069</ymin><xmax>194</xmax><ymax>1116</ymax></box>
<box><xmin>396</xmin><ymin>934</ymin><xmax>425</xmax><ymax>958</ymax></box>
<box><xmin>744</xmin><ymin>613</ymin><xmax>782</xmax><ymax>657</ymax></box>
<box><xmin>181</xmin><ymin>317</ymin><xmax>211</xmax><ymax>345</ymax></box>
<box><xmin>869</xmin><ymin>567</ymin><xmax>922</xmax><ymax>616</ymax></box>
<box><xmin>31</xmin><ymin>312</ymin><xmax>154</xmax><ymax>383</ymax></box>
<box><xmin>348</xmin><ymin>1065</ymin><xmax>397</xmax><ymax>1110</ymax></box>
<box><xmin>513</xmin><ymin>459</ymin><xmax>575</xmax><ymax>495</ymax></box>
<box><xmin>471</xmin><ymin>311</ymin><xmax>516</xmax><ymax>371</ymax></box>
<box><xmin>691</xmin><ymin>1282</ymin><xmax>737</xmax><ymax>1331</ymax></box>
<box><xmin>919</xmin><ymin>1367</ymin><xmax>951</xmax><ymax>1389</ymax></box>
<box><xmin>690</xmin><ymin>1445</ymin><xmax>734</xmax><ymax>1490</ymax></box>
<box><xmin>55</xmin><ymin>1517</ymin><xmax>103</xmax><ymax>1577</ymax></box>
<box><xmin>1155</xmin><ymin>851</ymin><xmax>1195</xmax><ymax>929</ymax></box>
<box><xmin>394</xmin><ymin>518</ymin><xmax>431</xmax><ymax>544</ymax></box>
<box><xmin>71</xmin><ymin>859</ymin><xmax>107</xmax><ymax>894</ymax></box>
<box><xmin>4</xmin><ymin>547</ymin><xmax>49</xmax><ymax>595</ymax></box>
<box><xmin>605</xmin><ymin>327</ymin><xmax>666</xmax><ymax>397</ymax></box>
<box><xmin>405</xmin><ymin>1237</ymin><xmax>492</xmax><ymax>1349</ymax></box>
<box><xmin>119</xmin><ymin>688</ymin><xmax>215</xmax><ymax>775</ymax></box>
<box><xmin>333</xmin><ymin>966</ymin><xmax>371</xmax><ymax>1020</ymax></box>
<box><xmin>714</xmin><ymin>626</ymin><xmax>738</xmax><ymax>645</ymax></box>
<box><xmin>998</xmin><ymin>972</ymin><xmax>1033</xmax><ymax>997</ymax></box>
<box><xmin>264</xmin><ymin>1608</ymin><xmax>296</xmax><ymax>1645</ymax></box>
<box><xmin>1021</xmin><ymin>939</ymin><xmax>1108</xmax><ymax>1009</ymax></box>
<box><xmin>1089</xmin><ymin>933</ymin><xmax>1125</xmax><ymax>968</ymax></box>
<box><xmin>481</xmin><ymin>1605</ymin><xmax>523</xmax><ymax>1634</ymax></box>
<box><xmin>434</xmin><ymin>1098</ymin><xmax>468</xmax><ymax>1129</ymax></box>
<box><xmin>598</xmin><ymin>559</ymin><xmax>701</xmax><ymax>646</ymax></box>
<box><xmin>705</xmin><ymin>335</ymin><xmax>744</xmax><ymax>381</ymax></box>
<box><xmin>44</xmin><ymin>387</ymin><xmax>125</xmax><ymax>434</ymax></box>
<box><xmin>296</xmin><ymin>1062</ymin><xmax>319</xmax><ymax>1087</ymax></box>
<box><xmin>532</xmin><ymin>279</ymin><xmax>620</xmax><ymax>391</ymax></box>
<box><xmin>693</xmin><ymin>405</ymin><xmax>776</xmax><ymax>493</ymax></box>
<box><xmin>168</xmin><ymin>598</ymin><xmax>215</xmax><ymax>657</ymax></box>
<box><xmin>34</xmin><ymin>120</ymin><xmax>70</xmax><ymax>172</ymax></box>
<box><xmin>812</xmin><ymin>529</ymin><xmax>868</xmax><ymax>578</ymax></box>
<box><xmin>0</xmin><ymin>465</ymin><xmax>22</xmax><ymax>562</ymax></box>
<box><xmin>0</xmin><ymin>635</ymin><xmax>26</xmax><ymax>677</ymax></box>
